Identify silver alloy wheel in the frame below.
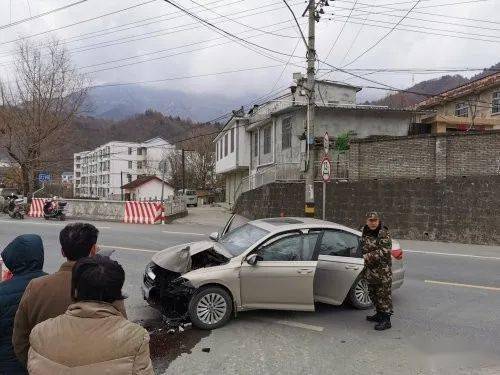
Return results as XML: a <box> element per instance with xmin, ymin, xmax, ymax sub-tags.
<box><xmin>354</xmin><ymin>279</ymin><xmax>372</xmax><ymax>306</ymax></box>
<box><xmin>196</xmin><ymin>292</ymin><xmax>227</xmax><ymax>325</ymax></box>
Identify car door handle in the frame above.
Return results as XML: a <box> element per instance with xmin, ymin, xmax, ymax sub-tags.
<box><xmin>345</xmin><ymin>265</ymin><xmax>360</xmax><ymax>270</ymax></box>
<box><xmin>297</xmin><ymin>269</ymin><xmax>313</xmax><ymax>275</ymax></box>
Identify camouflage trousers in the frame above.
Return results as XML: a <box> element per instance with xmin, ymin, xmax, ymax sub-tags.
<box><xmin>368</xmin><ymin>282</ymin><xmax>393</xmax><ymax>314</ymax></box>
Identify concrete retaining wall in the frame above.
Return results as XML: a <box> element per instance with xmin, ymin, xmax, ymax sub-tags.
<box><xmin>234</xmin><ymin>176</ymin><xmax>500</xmax><ymax>245</ymax></box>
<box><xmin>64</xmin><ymin>199</ymin><xmax>187</xmax><ymax>222</ymax></box>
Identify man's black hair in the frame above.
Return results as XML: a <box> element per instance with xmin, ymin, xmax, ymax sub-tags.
<box><xmin>72</xmin><ymin>255</ymin><xmax>125</xmax><ymax>303</ymax></box>
<box><xmin>59</xmin><ymin>223</ymin><xmax>99</xmax><ymax>261</ymax></box>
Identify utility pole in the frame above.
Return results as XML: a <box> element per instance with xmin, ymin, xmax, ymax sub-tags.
<box><xmin>304</xmin><ymin>0</ymin><xmax>317</xmax><ymax>218</ymax></box>
<box><xmin>160</xmin><ymin>159</ymin><xmax>167</xmax><ymax>224</ymax></box>
<box><xmin>181</xmin><ymin>149</ymin><xmax>185</xmax><ymax>193</ymax></box>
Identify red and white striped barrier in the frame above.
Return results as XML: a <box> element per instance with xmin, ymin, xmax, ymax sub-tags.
<box><xmin>124</xmin><ymin>201</ymin><xmax>163</xmax><ymax>224</ymax></box>
<box><xmin>28</xmin><ymin>198</ymin><xmax>46</xmax><ymax>218</ymax></box>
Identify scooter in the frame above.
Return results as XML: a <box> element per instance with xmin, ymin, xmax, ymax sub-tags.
<box><xmin>43</xmin><ymin>201</ymin><xmax>67</xmax><ymax>221</ymax></box>
<box><xmin>8</xmin><ymin>199</ymin><xmax>25</xmax><ymax>220</ymax></box>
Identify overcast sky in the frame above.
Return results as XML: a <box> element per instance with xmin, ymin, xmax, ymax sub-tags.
<box><xmin>0</xmin><ymin>0</ymin><xmax>498</xmax><ymax>103</ymax></box>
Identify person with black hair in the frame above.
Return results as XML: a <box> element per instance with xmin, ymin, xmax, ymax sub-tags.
<box><xmin>12</xmin><ymin>223</ymin><xmax>127</xmax><ymax>366</ymax></box>
<box><xmin>27</xmin><ymin>255</ymin><xmax>153</xmax><ymax>374</ymax></box>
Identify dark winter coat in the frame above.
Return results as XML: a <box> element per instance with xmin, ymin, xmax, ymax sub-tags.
<box><xmin>0</xmin><ymin>235</ymin><xmax>46</xmax><ymax>375</ymax></box>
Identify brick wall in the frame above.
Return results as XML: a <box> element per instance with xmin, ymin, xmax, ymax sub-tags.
<box><xmin>234</xmin><ymin>176</ymin><xmax>500</xmax><ymax>245</ymax></box>
<box><xmin>349</xmin><ymin>130</ymin><xmax>500</xmax><ymax>180</ymax></box>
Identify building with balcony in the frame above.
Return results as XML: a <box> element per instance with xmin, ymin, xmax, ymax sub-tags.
<box><xmin>415</xmin><ymin>72</ymin><xmax>500</xmax><ymax>133</ymax></box>
<box><xmin>73</xmin><ymin>137</ymin><xmax>174</xmax><ymax>199</ymax></box>
<box><xmin>215</xmin><ymin>78</ymin><xmax>416</xmax><ymax>205</ymax></box>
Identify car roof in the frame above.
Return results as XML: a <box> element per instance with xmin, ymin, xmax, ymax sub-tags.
<box><xmin>249</xmin><ymin>217</ymin><xmax>361</xmax><ymax>235</ymax></box>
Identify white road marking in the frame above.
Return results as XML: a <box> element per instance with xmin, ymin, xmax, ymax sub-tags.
<box><xmin>0</xmin><ymin>219</ymin><xmax>110</xmax><ymax>229</ymax></box>
<box><xmin>100</xmin><ymin>245</ymin><xmax>158</xmax><ymax>253</ymax></box>
<box><xmin>405</xmin><ymin>249</ymin><xmax>500</xmax><ymax>261</ymax></box>
<box><xmin>272</xmin><ymin>320</ymin><xmax>324</xmax><ymax>332</ymax></box>
<box><xmin>425</xmin><ymin>280</ymin><xmax>500</xmax><ymax>292</ymax></box>
<box><xmin>162</xmin><ymin>231</ymin><xmax>206</xmax><ymax>236</ymax></box>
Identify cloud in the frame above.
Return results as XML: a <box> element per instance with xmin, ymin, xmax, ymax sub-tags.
<box><xmin>0</xmin><ymin>0</ymin><xmax>498</xmax><ymax>102</ymax></box>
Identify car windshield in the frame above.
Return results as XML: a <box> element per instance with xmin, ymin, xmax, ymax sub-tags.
<box><xmin>218</xmin><ymin>223</ymin><xmax>269</xmax><ymax>257</ymax></box>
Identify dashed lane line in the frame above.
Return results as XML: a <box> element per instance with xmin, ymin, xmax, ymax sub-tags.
<box><xmin>100</xmin><ymin>245</ymin><xmax>158</xmax><ymax>253</ymax></box>
<box><xmin>162</xmin><ymin>231</ymin><xmax>206</xmax><ymax>236</ymax></box>
<box><xmin>405</xmin><ymin>249</ymin><xmax>500</xmax><ymax>261</ymax></box>
<box><xmin>425</xmin><ymin>280</ymin><xmax>500</xmax><ymax>292</ymax></box>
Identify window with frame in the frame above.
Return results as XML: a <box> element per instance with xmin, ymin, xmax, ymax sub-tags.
<box><xmin>216</xmin><ymin>142</ymin><xmax>219</xmax><ymax>161</ymax></box>
<box><xmin>127</xmin><ymin>174</ymin><xmax>132</xmax><ymax>183</ymax></box>
<box><xmin>128</xmin><ymin>161</ymin><xmax>133</xmax><ymax>169</ymax></box>
<box><xmin>492</xmin><ymin>92</ymin><xmax>500</xmax><ymax>114</ymax></box>
<box><xmin>257</xmin><ymin>232</ymin><xmax>319</xmax><ymax>261</ymax></box>
<box><xmin>455</xmin><ymin>102</ymin><xmax>468</xmax><ymax>117</ymax></box>
<box><xmin>137</xmin><ymin>148</ymin><xmax>143</xmax><ymax>156</ymax></box>
<box><xmin>137</xmin><ymin>161</ymin><xmax>143</xmax><ymax>169</ymax></box>
<box><xmin>319</xmin><ymin>230</ymin><xmax>360</xmax><ymax>258</ymax></box>
<box><xmin>263</xmin><ymin>126</ymin><xmax>271</xmax><ymax>155</ymax></box>
<box><xmin>230</xmin><ymin>128</ymin><xmax>235</xmax><ymax>153</ymax></box>
<box><xmin>282</xmin><ymin>117</ymin><xmax>292</xmax><ymax>149</ymax></box>
<box><xmin>253</xmin><ymin>132</ymin><xmax>258</xmax><ymax>157</ymax></box>
<box><xmin>224</xmin><ymin>133</ymin><xmax>228</xmax><ymax>156</ymax></box>
<box><xmin>128</xmin><ymin>147</ymin><xmax>132</xmax><ymax>155</ymax></box>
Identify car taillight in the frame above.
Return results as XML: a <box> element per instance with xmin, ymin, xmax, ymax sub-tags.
<box><xmin>391</xmin><ymin>249</ymin><xmax>403</xmax><ymax>260</ymax></box>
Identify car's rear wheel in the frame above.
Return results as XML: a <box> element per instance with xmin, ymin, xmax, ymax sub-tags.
<box><xmin>188</xmin><ymin>286</ymin><xmax>233</xmax><ymax>330</ymax></box>
<box><xmin>348</xmin><ymin>277</ymin><xmax>373</xmax><ymax>309</ymax></box>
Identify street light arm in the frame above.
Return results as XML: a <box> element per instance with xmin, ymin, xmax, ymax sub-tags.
<box><xmin>282</xmin><ymin>0</ymin><xmax>308</xmax><ymax>49</ymax></box>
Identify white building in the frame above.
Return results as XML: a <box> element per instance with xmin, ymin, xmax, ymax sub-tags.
<box><xmin>215</xmin><ymin>78</ymin><xmax>416</xmax><ymax>206</ymax></box>
<box><xmin>74</xmin><ymin>137</ymin><xmax>174</xmax><ymax>199</ymax></box>
<box><xmin>121</xmin><ymin>175</ymin><xmax>175</xmax><ymax>201</ymax></box>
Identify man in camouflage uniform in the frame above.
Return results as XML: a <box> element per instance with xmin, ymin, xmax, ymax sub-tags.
<box><xmin>361</xmin><ymin>211</ymin><xmax>393</xmax><ymax>330</ymax></box>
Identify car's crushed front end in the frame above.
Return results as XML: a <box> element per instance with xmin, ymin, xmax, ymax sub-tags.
<box><xmin>142</xmin><ymin>241</ymin><xmax>231</xmax><ymax>326</ymax></box>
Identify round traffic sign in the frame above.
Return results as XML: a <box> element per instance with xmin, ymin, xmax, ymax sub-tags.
<box><xmin>321</xmin><ymin>156</ymin><xmax>332</xmax><ymax>182</ymax></box>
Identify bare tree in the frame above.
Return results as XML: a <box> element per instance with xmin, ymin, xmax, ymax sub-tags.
<box><xmin>166</xmin><ymin>127</ymin><xmax>217</xmax><ymax>190</ymax></box>
<box><xmin>0</xmin><ymin>39</ymin><xmax>89</xmax><ymax>195</ymax></box>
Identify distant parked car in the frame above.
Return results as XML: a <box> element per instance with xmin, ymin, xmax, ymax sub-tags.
<box><xmin>142</xmin><ymin>215</ymin><xmax>405</xmax><ymax>330</ymax></box>
<box><xmin>178</xmin><ymin>189</ymin><xmax>198</xmax><ymax>207</ymax></box>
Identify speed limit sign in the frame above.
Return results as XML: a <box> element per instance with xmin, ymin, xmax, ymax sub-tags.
<box><xmin>321</xmin><ymin>156</ymin><xmax>332</xmax><ymax>182</ymax></box>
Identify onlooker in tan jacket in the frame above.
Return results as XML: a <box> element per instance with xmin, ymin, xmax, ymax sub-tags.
<box><xmin>27</xmin><ymin>255</ymin><xmax>153</xmax><ymax>374</ymax></box>
<box><xmin>12</xmin><ymin>223</ymin><xmax>127</xmax><ymax>365</ymax></box>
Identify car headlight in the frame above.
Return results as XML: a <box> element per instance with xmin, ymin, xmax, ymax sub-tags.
<box><xmin>145</xmin><ymin>262</ymin><xmax>156</xmax><ymax>281</ymax></box>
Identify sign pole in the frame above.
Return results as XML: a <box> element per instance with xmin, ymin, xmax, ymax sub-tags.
<box><xmin>322</xmin><ymin>180</ymin><xmax>326</xmax><ymax>220</ymax></box>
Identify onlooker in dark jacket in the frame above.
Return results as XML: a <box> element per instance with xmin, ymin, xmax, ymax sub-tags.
<box><xmin>0</xmin><ymin>235</ymin><xmax>46</xmax><ymax>375</ymax></box>
<box><xmin>12</xmin><ymin>223</ymin><xmax>127</xmax><ymax>365</ymax></box>
<box><xmin>28</xmin><ymin>255</ymin><xmax>153</xmax><ymax>374</ymax></box>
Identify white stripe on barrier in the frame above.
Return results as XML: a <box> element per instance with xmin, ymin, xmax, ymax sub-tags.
<box><xmin>28</xmin><ymin>198</ymin><xmax>46</xmax><ymax>218</ymax></box>
<box><xmin>124</xmin><ymin>201</ymin><xmax>163</xmax><ymax>225</ymax></box>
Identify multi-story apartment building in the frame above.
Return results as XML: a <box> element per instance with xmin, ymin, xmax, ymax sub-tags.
<box><xmin>215</xmin><ymin>78</ymin><xmax>416</xmax><ymax>205</ymax></box>
<box><xmin>74</xmin><ymin>137</ymin><xmax>174</xmax><ymax>199</ymax></box>
<box><xmin>416</xmin><ymin>72</ymin><xmax>500</xmax><ymax>133</ymax></box>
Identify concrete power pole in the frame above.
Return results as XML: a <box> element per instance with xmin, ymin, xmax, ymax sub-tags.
<box><xmin>304</xmin><ymin>0</ymin><xmax>317</xmax><ymax>218</ymax></box>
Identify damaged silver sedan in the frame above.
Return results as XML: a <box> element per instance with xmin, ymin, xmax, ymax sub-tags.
<box><xmin>142</xmin><ymin>216</ymin><xmax>405</xmax><ymax>330</ymax></box>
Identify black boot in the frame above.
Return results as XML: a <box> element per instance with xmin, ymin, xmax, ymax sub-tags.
<box><xmin>366</xmin><ymin>311</ymin><xmax>382</xmax><ymax>322</ymax></box>
<box><xmin>374</xmin><ymin>313</ymin><xmax>391</xmax><ymax>330</ymax></box>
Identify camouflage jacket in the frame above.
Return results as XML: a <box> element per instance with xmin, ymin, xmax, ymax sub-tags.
<box><xmin>361</xmin><ymin>225</ymin><xmax>392</xmax><ymax>284</ymax></box>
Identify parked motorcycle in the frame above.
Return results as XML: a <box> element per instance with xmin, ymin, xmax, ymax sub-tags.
<box><xmin>43</xmin><ymin>200</ymin><xmax>67</xmax><ymax>221</ymax></box>
<box><xmin>8</xmin><ymin>198</ymin><xmax>25</xmax><ymax>220</ymax></box>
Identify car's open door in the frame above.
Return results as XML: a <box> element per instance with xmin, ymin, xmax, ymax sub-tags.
<box><xmin>239</xmin><ymin>230</ymin><xmax>318</xmax><ymax>311</ymax></box>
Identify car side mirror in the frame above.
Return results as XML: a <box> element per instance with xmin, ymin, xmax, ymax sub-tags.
<box><xmin>209</xmin><ymin>232</ymin><xmax>219</xmax><ymax>241</ymax></box>
<box><xmin>246</xmin><ymin>253</ymin><xmax>262</xmax><ymax>266</ymax></box>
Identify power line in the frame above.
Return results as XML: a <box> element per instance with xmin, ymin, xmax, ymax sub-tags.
<box><xmin>323</xmin><ymin>0</ymin><xmax>359</xmax><ymax>63</ymax></box>
<box><xmin>90</xmin><ymin>64</ymin><xmax>285</xmax><ymax>88</ymax></box>
<box><xmin>0</xmin><ymin>0</ymin><xmax>157</xmax><ymax>46</ymax></box>
<box><xmin>343</xmin><ymin>0</ymin><xmax>423</xmax><ymax>67</ymax></box>
<box><xmin>281</xmin><ymin>0</ymin><xmax>308</xmax><ymax>48</ymax></box>
<box><xmin>0</xmin><ymin>0</ymin><xmax>88</xmax><ymax>30</ymax></box>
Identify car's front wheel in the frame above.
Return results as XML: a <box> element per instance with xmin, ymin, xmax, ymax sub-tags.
<box><xmin>188</xmin><ymin>286</ymin><xmax>233</xmax><ymax>330</ymax></box>
<box><xmin>348</xmin><ymin>277</ymin><xmax>373</xmax><ymax>309</ymax></box>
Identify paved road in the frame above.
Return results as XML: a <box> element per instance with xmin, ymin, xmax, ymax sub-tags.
<box><xmin>1</xmin><ymin>208</ymin><xmax>499</xmax><ymax>375</ymax></box>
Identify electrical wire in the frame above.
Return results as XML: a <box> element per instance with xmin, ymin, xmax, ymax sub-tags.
<box><xmin>0</xmin><ymin>0</ymin><xmax>88</xmax><ymax>30</ymax></box>
<box><xmin>281</xmin><ymin>0</ymin><xmax>309</xmax><ymax>48</ymax></box>
<box><xmin>323</xmin><ymin>0</ymin><xmax>359</xmax><ymax>63</ymax></box>
<box><xmin>343</xmin><ymin>0</ymin><xmax>423</xmax><ymax>67</ymax></box>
